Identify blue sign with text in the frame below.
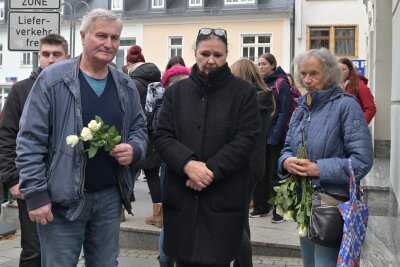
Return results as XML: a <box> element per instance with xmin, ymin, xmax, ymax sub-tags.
<box><xmin>351</xmin><ymin>60</ymin><xmax>366</xmax><ymax>76</ymax></box>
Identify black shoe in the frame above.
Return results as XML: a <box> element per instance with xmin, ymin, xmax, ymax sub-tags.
<box><xmin>249</xmin><ymin>209</ymin><xmax>269</xmax><ymax>218</ymax></box>
<box><xmin>271</xmin><ymin>213</ymin><xmax>285</xmax><ymax>223</ymax></box>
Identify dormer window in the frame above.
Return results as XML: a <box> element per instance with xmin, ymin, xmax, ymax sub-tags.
<box><xmin>152</xmin><ymin>0</ymin><xmax>165</xmax><ymax>8</ymax></box>
<box><xmin>111</xmin><ymin>0</ymin><xmax>123</xmax><ymax>11</ymax></box>
<box><xmin>189</xmin><ymin>0</ymin><xmax>202</xmax><ymax>7</ymax></box>
<box><xmin>225</xmin><ymin>0</ymin><xmax>255</xmax><ymax>4</ymax></box>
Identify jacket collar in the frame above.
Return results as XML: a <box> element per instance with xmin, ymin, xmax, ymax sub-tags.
<box><xmin>190</xmin><ymin>62</ymin><xmax>232</xmax><ymax>92</ymax></box>
<box><xmin>297</xmin><ymin>86</ymin><xmax>345</xmax><ymax>111</ymax></box>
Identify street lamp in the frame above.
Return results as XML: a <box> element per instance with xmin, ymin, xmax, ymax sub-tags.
<box><xmin>63</xmin><ymin>1</ymin><xmax>90</xmax><ymax>57</ymax></box>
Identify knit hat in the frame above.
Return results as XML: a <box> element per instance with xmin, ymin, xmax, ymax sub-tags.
<box><xmin>126</xmin><ymin>45</ymin><xmax>145</xmax><ymax>64</ymax></box>
<box><xmin>162</xmin><ymin>66</ymin><xmax>191</xmax><ymax>87</ymax></box>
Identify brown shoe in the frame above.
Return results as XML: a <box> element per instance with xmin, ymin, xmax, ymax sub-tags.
<box><xmin>145</xmin><ymin>203</ymin><xmax>163</xmax><ymax>228</ymax></box>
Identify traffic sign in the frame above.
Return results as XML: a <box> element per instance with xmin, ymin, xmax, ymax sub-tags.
<box><xmin>9</xmin><ymin>0</ymin><xmax>60</xmax><ymax>10</ymax></box>
<box><xmin>8</xmin><ymin>11</ymin><xmax>60</xmax><ymax>51</ymax></box>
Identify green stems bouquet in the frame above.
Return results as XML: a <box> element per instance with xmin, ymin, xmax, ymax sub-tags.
<box><xmin>66</xmin><ymin>115</ymin><xmax>121</xmax><ymax>158</ymax></box>
<box><xmin>268</xmin><ymin>142</ymin><xmax>312</xmax><ymax>237</ymax></box>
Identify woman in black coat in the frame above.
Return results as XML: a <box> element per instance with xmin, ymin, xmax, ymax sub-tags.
<box><xmin>154</xmin><ymin>28</ymin><xmax>260</xmax><ymax>266</ymax></box>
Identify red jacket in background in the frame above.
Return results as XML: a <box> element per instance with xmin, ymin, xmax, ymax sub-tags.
<box><xmin>344</xmin><ymin>75</ymin><xmax>376</xmax><ymax>124</ymax></box>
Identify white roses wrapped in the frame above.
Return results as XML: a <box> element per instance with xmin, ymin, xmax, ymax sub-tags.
<box><xmin>65</xmin><ymin>116</ymin><xmax>121</xmax><ymax>158</ymax></box>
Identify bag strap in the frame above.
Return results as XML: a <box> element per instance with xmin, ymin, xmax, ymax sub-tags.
<box><xmin>348</xmin><ymin>159</ymin><xmax>358</xmax><ymax>202</ymax></box>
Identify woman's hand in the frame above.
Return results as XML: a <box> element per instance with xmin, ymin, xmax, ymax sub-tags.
<box><xmin>183</xmin><ymin>160</ymin><xmax>214</xmax><ymax>190</ymax></box>
<box><xmin>283</xmin><ymin>157</ymin><xmax>319</xmax><ymax>177</ymax></box>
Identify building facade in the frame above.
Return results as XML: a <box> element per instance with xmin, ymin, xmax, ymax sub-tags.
<box><xmin>0</xmin><ymin>0</ymin><xmax>294</xmax><ymax>109</ymax></box>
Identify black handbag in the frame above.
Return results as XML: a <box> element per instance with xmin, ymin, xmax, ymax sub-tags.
<box><xmin>308</xmin><ymin>190</ymin><xmax>349</xmax><ymax>248</ymax></box>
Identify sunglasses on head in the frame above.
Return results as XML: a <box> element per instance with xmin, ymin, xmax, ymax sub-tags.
<box><xmin>197</xmin><ymin>28</ymin><xmax>227</xmax><ymax>39</ymax></box>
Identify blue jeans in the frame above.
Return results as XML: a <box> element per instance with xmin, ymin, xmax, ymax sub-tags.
<box><xmin>37</xmin><ymin>186</ymin><xmax>121</xmax><ymax>267</ymax></box>
<box><xmin>300</xmin><ymin>237</ymin><xmax>339</xmax><ymax>267</ymax></box>
<box><xmin>158</xmin><ymin>162</ymin><xmax>169</xmax><ymax>262</ymax></box>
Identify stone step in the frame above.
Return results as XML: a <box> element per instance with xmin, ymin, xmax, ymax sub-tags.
<box><xmin>120</xmin><ymin>179</ymin><xmax>301</xmax><ymax>257</ymax></box>
<box><xmin>360</xmin><ymin>215</ymin><xmax>398</xmax><ymax>266</ymax></box>
<box><xmin>361</xmin><ymin>157</ymin><xmax>390</xmax><ymax>216</ymax></box>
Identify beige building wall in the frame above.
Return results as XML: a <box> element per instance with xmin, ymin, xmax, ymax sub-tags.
<box><xmin>136</xmin><ymin>16</ymin><xmax>290</xmax><ymax>73</ymax></box>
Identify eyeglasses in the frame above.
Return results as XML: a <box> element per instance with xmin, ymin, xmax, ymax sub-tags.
<box><xmin>197</xmin><ymin>28</ymin><xmax>227</xmax><ymax>39</ymax></box>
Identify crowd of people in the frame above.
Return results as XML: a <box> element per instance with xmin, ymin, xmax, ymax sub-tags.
<box><xmin>0</xmin><ymin>7</ymin><xmax>375</xmax><ymax>267</ymax></box>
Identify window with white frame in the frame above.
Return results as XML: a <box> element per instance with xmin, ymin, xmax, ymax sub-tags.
<box><xmin>241</xmin><ymin>34</ymin><xmax>271</xmax><ymax>61</ymax></box>
<box><xmin>152</xmin><ymin>0</ymin><xmax>165</xmax><ymax>8</ymax></box>
<box><xmin>0</xmin><ymin>86</ymin><xmax>11</xmax><ymax>110</ymax></box>
<box><xmin>114</xmin><ymin>38</ymin><xmax>136</xmax><ymax>70</ymax></box>
<box><xmin>0</xmin><ymin>2</ymin><xmax>5</xmax><ymax>20</ymax></box>
<box><xmin>225</xmin><ymin>0</ymin><xmax>255</xmax><ymax>4</ymax></box>
<box><xmin>111</xmin><ymin>0</ymin><xmax>123</xmax><ymax>11</ymax></box>
<box><xmin>168</xmin><ymin>36</ymin><xmax>183</xmax><ymax>58</ymax></box>
<box><xmin>189</xmin><ymin>0</ymin><xmax>202</xmax><ymax>7</ymax></box>
<box><xmin>21</xmin><ymin>52</ymin><xmax>32</xmax><ymax>66</ymax></box>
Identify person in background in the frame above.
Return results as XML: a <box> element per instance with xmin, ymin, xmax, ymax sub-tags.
<box><xmin>147</xmin><ymin>64</ymin><xmax>191</xmax><ymax>267</ymax></box>
<box><xmin>339</xmin><ymin>58</ymin><xmax>376</xmax><ymax>124</ymax></box>
<box><xmin>230</xmin><ymin>58</ymin><xmax>275</xmax><ymax>267</ymax></box>
<box><xmin>127</xmin><ymin>45</ymin><xmax>164</xmax><ymax>228</ymax></box>
<box><xmin>15</xmin><ymin>9</ymin><xmax>147</xmax><ymax>266</ymax></box>
<box><xmin>252</xmin><ymin>53</ymin><xmax>292</xmax><ymax>223</ymax></box>
<box><xmin>279</xmin><ymin>48</ymin><xmax>373</xmax><ymax>267</ymax></box>
<box><xmin>154</xmin><ymin>28</ymin><xmax>260</xmax><ymax>267</ymax></box>
<box><xmin>165</xmin><ymin>56</ymin><xmax>186</xmax><ymax>71</ymax></box>
<box><xmin>0</xmin><ymin>33</ymin><xmax>70</xmax><ymax>267</ymax></box>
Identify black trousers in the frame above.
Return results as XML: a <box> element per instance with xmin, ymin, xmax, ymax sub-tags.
<box><xmin>144</xmin><ymin>167</ymin><xmax>162</xmax><ymax>203</ymax></box>
<box><xmin>176</xmin><ymin>261</ymin><xmax>230</xmax><ymax>267</ymax></box>
<box><xmin>17</xmin><ymin>198</ymin><xmax>41</xmax><ymax>267</ymax></box>
<box><xmin>252</xmin><ymin>143</ymin><xmax>284</xmax><ymax>213</ymax></box>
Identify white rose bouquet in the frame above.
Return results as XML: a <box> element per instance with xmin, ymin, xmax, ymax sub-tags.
<box><xmin>66</xmin><ymin>115</ymin><xmax>121</xmax><ymax>158</ymax></box>
<box><xmin>268</xmin><ymin>143</ymin><xmax>312</xmax><ymax>237</ymax></box>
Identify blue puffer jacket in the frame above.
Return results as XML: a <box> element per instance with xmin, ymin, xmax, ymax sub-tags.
<box><xmin>16</xmin><ymin>56</ymin><xmax>148</xmax><ymax>221</ymax></box>
<box><xmin>278</xmin><ymin>86</ymin><xmax>373</xmax><ymax>196</ymax></box>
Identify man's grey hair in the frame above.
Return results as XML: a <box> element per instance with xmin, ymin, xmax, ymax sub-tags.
<box><xmin>80</xmin><ymin>8</ymin><xmax>122</xmax><ymax>37</ymax></box>
<box><xmin>293</xmin><ymin>48</ymin><xmax>341</xmax><ymax>90</ymax></box>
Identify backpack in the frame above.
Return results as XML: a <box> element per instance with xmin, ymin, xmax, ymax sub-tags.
<box><xmin>273</xmin><ymin>77</ymin><xmax>302</xmax><ymax>116</ymax></box>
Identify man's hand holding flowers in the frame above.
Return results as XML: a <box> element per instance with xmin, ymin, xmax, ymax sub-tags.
<box><xmin>110</xmin><ymin>144</ymin><xmax>134</xmax><ymax>166</ymax></box>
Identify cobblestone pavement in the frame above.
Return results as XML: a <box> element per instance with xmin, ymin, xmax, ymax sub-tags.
<box><xmin>0</xmin><ymin>231</ymin><xmax>303</xmax><ymax>267</ymax></box>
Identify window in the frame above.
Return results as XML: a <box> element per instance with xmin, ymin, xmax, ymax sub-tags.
<box><xmin>225</xmin><ymin>0</ymin><xmax>255</xmax><ymax>4</ymax></box>
<box><xmin>189</xmin><ymin>0</ymin><xmax>202</xmax><ymax>7</ymax></box>
<box><xmin>308</xmin><ymin>26</ymin><xmax>357</xmax><ymax>57</ymax></box>
<box><xmin>152</xmin><ymin>0</ymin><xmax>165</xmax><ymax>8</ymax></box>
<box><xmin>0</xmin><ymin>2</ymin><xmax>4</xmax><ymax>20</ymax></box>
<box><xmin>21</xmin><ymin>52</ymin><xmax>32</xmax><ymax>66</ymax></box>
<box><xmin>241</xmin><ymin>34</ymin><xmax>271</xmax><ymax>61</ymax></box>
<box><xmin>114</xmin><ymin>39</ymin><xmax>136</xmax><ymax>70</ymax></box>
<box><xmin>168</xmin><ymin>36</ymin><xmax>183</xmax><ymax>58</ymax></box>
<box><xmin>0</xmin><ymin>44</ymin><xmax>3</xmax><ymax>67</ymax></box>
<box><xmin>111</xmin><ymin>0</ymin><xmax>123</xmax><ymax>11</ymax></box>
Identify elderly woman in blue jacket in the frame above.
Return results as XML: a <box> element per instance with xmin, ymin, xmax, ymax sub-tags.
<box><xmin>278</xmin><ymin>48</ymin><xmax>373</xmax><ymax>267</ymax></box>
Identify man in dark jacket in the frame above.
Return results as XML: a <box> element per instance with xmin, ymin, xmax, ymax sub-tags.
<box><xmin>0</xmin><ymin>33</ymin><xmax>69</xmax><ymax>267</ymax></box>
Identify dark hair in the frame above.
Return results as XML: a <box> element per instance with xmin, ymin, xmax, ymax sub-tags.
<box><xmin>195</xmin><ymin>28</ymin><xmax>228</xmax><ymax>50</ymax></box>
<box><xmin>126</xmin><ymin>45</ymin><xmax>145</xmax><ymax>64</ymax></box>
<box><xmin>339</xmin><ymin>57</ymin><xmax>359</xmax><ymax>96</ymax></box>
<box><xmin>258</xmin><ymin>53</ymin><xmax>277</xmax><ymax>71</ymax></box>
<box><xmin>39</xmin><ymin>33</ymin><xmax>69</xmax><ymax>55</ymax></box>
<box><xmin>287</xmin><ymin>73</ymin><xmax>297</xmax><ymax>87</ymax></box>
<box><xmin>165</xmin><ymin>56</ymin><xmax>186</xmax><ymax>70</ymax></box>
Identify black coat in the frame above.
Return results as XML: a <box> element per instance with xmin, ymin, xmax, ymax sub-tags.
<box><xmin>129</xmin><ymin>63</ymin><xmax>161</xmax><ymax>169</ymax></box>
<box><xmin>0</xmin><ymin>70</ymin><xmax>39</xmax><ymax>189</ymax></box>
<box><xmin>154</xmin><ymin>63</ymin><xmax>260</xmax><ymax>264</ymax></box>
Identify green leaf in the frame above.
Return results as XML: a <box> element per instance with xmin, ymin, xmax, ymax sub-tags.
<box><xmin>88</xmin><ymin>146</ymin><xmax>98</xmax><ymax>158</ymax></box>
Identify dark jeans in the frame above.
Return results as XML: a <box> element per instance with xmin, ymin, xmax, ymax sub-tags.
<box><xmin>17</xmin><ymin>198</ymin><xmax>41</xmax><ymax>267</ymax></box>
<box><xmin>252</xmin><ymin>143</ymin><xmax>284</xmax><ymax>213</ymax></box>
<box><xmin>144</xmin><ymin>167</ymin><xmax>162</xmax><ymax>203</ymax></box>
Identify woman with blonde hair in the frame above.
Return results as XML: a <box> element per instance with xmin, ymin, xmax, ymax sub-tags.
<box><xmin>230</xmin><ymin>58</ymin><xmax>275</xmax><ymax>267</ymax></box>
